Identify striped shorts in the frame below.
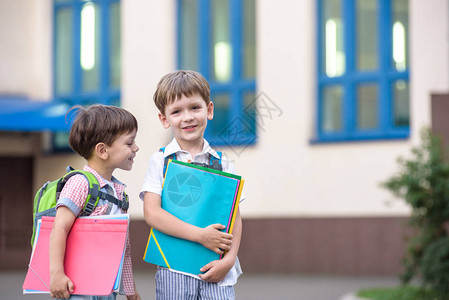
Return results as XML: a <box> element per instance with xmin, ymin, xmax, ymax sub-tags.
<box><xmin>155</xmin><ymin>268</ymin><xmax>235</xmax><ymax>300</ymax></box>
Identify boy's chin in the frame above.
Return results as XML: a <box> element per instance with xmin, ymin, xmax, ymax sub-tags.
<box><xmin>121</xmin><ymin>164</ymin><xmax>133</xmax><ymax>171</ymax></box>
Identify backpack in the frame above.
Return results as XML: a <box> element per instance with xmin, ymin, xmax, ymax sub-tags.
<box><xmin>160</xmin><ymin>147</ymin><xmax>223</xmax><ymax>177</ymax></box>
<box><xmin>31</xmin><ymin>166</ymin><xmax>129</xmax><ymax>246</ymax></box>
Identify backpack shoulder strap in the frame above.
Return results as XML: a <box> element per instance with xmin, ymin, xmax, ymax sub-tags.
<box><xmin>160</xmin><ymin>148</ymin><xmax>222</xmax><ymax>174</ymax></box>
<box><xmin>58</xmin><ymin>170</ymin><xmax>101</xmax><ymax>216</ymax></box>
<box><xmin>210</xmin><ymin>151</ymin><xmax>222</xmax><ymax>163</ymax></box>
<box><xmin>210</xmin><ymin>151</ymin><xmax>223</xmax><ymax>171</ymax></box>
<box><xmin>160</xmin><ymin>147</ymin><xmax>176</xmax><ymax>178</ymax></box>
<box><xmin>60</xmin><ymin>169</ymin><xmax>128</xmax><ymax>216</ymax></box>
<box><xmin>57</xmin><ymin>170</ymin><xmax>95</xmax><ymax>195</ymax></box>
<box><xmin>78</xmin><ymin>170</ymin><xmax>129</xmax><ymax>214</ymax></box>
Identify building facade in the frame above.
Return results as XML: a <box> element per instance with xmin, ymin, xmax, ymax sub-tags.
<box><xmin>1</xmin><ymin>0</ymin><xmax>448</xmax><ymax>275</ymax></box>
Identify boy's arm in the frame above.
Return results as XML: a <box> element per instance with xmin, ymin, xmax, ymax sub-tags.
<box><xmin>143</xmin><ymin>191</ymin><xmax>233</xmax><ymax>254</ymax></box>
<box><xmin>122</xmin><ymin>235</ymin><xmax>141</xmax><ymax>299</ymax></box>
<box><xmin>49</xmin><ymin>206</ymin><xmax>76</xmax><ymax>299</ymax></box>
<box><xmin>199</xmin><ymin>209</ymin><xmax>242</xmax><ymax>283</ymax></box>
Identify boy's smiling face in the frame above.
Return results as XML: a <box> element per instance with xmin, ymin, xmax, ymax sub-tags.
<box><xmin>105</xmin><ymin>129</ymin><xmax>139</xmax><ymax>171</ymax></box>
<box><xmin>159</xmin><ymin>93</ymin><xmax>214</xmax><ymax>149</ymax></box>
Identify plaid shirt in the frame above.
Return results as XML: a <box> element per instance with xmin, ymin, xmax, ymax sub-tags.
<box><xmin>57</xmin><ymin>166</ymin><xmax>136</xmax><ymax>295</ymax></box>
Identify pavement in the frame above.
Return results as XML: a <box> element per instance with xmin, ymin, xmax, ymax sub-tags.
<box><xmin>1</xmin><ymin>270</ymin><xmax>400</xmax><ymax>300</ymax></box>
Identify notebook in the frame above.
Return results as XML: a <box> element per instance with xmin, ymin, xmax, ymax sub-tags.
<box><xmin>143</xmin><ymin>160</ymin><xmax>244</xmax><ymax>275</ymax></box>
<box><xmin>23</xmin><ymin>215</ymin><xmax>129</xmax><ymax>295</ymax></box>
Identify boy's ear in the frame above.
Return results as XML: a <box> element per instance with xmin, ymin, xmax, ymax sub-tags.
<box><xmin>95</xmin><ymin>142</ymin><xmax>109</xmax><ymax>160</ymax></box>
<box><xmin>207</xmin><ymin>101</ymin><xmax>214</xmax><ymax>120</ymax></box>
<box><xmin>158</xmin><ymin>113</ymin><xmax>170</xmax><ymax>129</ymax></box>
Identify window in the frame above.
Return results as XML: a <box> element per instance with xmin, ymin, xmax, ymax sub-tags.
<box><xmin>178</xmin><ymin>0</ymin><xmax>257</xmax><ymax>147</ymax></box>
<box><xmin>52</xmin><ymin>0</ymin><xmax>121</xmax><ymax>151</ymax></box>
<box><xmin>316</xmin><ymin>0</ymin><xmax>409</xmax><ymax>142</ymax></box>
<box><xmin>54</xmin><ymin>0</ymin><xmax>121</xmax><ymax>105</ymax></box>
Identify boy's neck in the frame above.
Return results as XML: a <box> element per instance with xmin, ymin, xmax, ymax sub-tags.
<box><xmin>87</xmin><ymin>160</ymin><xmax>113</xmax><ymax>181</ymax></box>
<box><xmin>176</xmin><ymin>138</ymin><xmax>204</xmax><ymax>158</ymax></box>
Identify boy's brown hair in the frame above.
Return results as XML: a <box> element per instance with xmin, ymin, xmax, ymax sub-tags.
<box><xmin>68</xmin><ymin>104</ymin><xmax>138</xmax><ymax>159</ymax></box>
<box><xmin>153</xmin><ymin>70</ymin><xmax>211</xmax><ymax>114</ymax></box>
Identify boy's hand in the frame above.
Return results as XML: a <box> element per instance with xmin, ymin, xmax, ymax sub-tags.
<box><xmin>199</xmin><ymin>257</ymin><xmax>234</xmax><ymax>283</ymax></box>
<box><xmin>198</xmin><ymin>224</ymin><xmax>232</xmax><ymax>255</ymax></box>
<box><xmin>126</xmin><ymin>293</ymin><xmax>142</xmax><ymax>300</ymax></box>
<box><xmin>50</xmin><ymin>272</ymin><xmax>74</xmax><ymax>299</ymax></box>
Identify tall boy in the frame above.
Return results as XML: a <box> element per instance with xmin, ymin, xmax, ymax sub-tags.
<box><xmin>49</xmin><ymin>105</ymin><xmax>141</xmax><ymax>300</ymax></box>
<box><xmin>140</xmin><ymin>70</ymin><xmax>243</xmax><ymax>299</ymax></box>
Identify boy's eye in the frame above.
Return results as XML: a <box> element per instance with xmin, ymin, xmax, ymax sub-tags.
<box><xmin>171</xmin><ymin>110</ymin><xmax>180</xmax><ymax>115</ymax></box>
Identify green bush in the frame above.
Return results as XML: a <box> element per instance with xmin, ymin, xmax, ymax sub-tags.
<box><xmin>382</xmin><ymin>129</ymin><xmax>449</xmax><ymax>299</ymax></box>
<box><xmin>357</xmin><ymin>285</ymin><xmax>440</xmax><ymax>300</ymax></box>
<box><xmin>420</xmin><ymin>237</ymin><xmax>449</xmax><ymax>296</ymax></box>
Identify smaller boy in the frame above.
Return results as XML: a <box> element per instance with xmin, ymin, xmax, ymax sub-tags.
<box><xmin>140</xmin><ymin>70</ymin><xmax>243</xmax><ymax>299</ymax></box>
<box><xmin>49</xmin><ymin>104</ymin><xmax>141</xmax><ymax>300</ymax></box>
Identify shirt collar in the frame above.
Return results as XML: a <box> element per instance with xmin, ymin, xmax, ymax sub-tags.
<box><xmin>83</xmin><ymin>165</ymin><xmax>126</xmax><ymax>190</ymax></box>
<box><xmin>163</xmin><ymin>138</ymin><xmax>220</xmax><ymax>160</ymax></box>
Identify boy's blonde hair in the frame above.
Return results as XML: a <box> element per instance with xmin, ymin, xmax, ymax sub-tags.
<box><xmin>68</xmin><ymin>104</ymin><xmax>138</xmax><ymax>159</ymax></box>
<box><xmin>153</xmin><ymin>70</ymin><xmax>211</xmax><ymax>114</ymax></box>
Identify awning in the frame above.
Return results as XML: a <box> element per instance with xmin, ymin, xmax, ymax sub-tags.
<box><xmin>0</xmin><ymin>98</ymin><xmax>73</xmax><ymax>132</ymax></box>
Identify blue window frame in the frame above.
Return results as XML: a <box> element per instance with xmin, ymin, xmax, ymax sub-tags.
<box><xmin>52</xmin><ymin>0</ymin><xmax>121</xmax><ymax>151</ymax></box>
<box><xmin>177</xmin><ymin>0</ymin><xmax>257</xmax><ymax>147</ymax></box>
<box><xmin>53</xmin><ymin>0</ymin><xmax>121</xmax><ymax>106</ymax></box>
<box><xmin>315</xmin><ymin>0</ymin><xmax>409</xmax><ymax>143</ymax></box>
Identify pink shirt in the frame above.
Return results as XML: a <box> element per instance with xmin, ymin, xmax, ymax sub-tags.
<box><xmin>56</xmin><ymin>166</ymin><xmax>136</xmax><ymax>295</ymax></box>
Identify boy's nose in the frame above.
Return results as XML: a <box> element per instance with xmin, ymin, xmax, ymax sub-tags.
<box><xmin>182</xmin><ymin>111</ymin><xmax>194</xmax><ymax>122</ymax></box>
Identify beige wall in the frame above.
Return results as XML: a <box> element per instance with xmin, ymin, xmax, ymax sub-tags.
<box><xmin>119</xmin><ymin>0</ymin><xmax>176</xmax><ymax>218</ymax></box>
<box><xmin>409</xmin><ymin>0</ymin><xmax>449</xmax><ymax>144</ymax></box>
<box><xmin>0</xmin><ymin>0</ymin><xmax>52</xmax><ymax>98</ymax></box>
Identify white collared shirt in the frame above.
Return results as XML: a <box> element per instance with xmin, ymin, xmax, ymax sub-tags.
<box><xmin>139</xmin><ymin>138</ymin><xmax>240</xmax><ymax>198</ymax></box>
<box><xmin>140</xmin><ymin>138</ymin><xmax>243</xmax><ymax>286</ymax></box>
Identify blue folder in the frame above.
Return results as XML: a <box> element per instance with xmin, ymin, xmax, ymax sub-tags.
<box><xmin>143</xmin><ymin>160</ymin><xmax>243</xmax><ymax>275</ymax></box>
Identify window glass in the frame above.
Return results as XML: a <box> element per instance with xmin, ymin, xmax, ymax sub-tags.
<box><xmin>178</xmin><ymin>0</ymin><xmax>256</xmax><ymax>146</ymax></box>
<box><xmin>393</xmin><ymin>80</ymin><xmax>409</xmax><ymax>127</ymax></box>
<box><xmin>55</xmin><ymin>8</ymin><xmax>73</xmax><ymax>95</ymax></box>
<box><xmin>53</xmin><ymin>0</ymin><xmax>122</xmax><ymax>152</ymax></box>
<box><xmin>109</xmin><ymin>98</ymin><xmax>120</xmax><ymax>107</ymax></box>
<box><xmin>211</xmin><ymin>0</ymin><xmax>232</xmax><ymax>82</ymax></box>
<box><xmin>243</xmin><ymin>0</ymin><xmax>256</xmax><ymax>79</ymax></box>
<box><xmin>317</xmin><ymin>0</ymin><xmax>409</xmax><ymax>141</ymax></box>
<box><xmin>110</xmin><ymin>2</ymin><xmax>121</xmax><ymax>89</ymax></box>
<box><xmin>357</xmin><ymin>0</ymin><xmax>378</xmax><ymax>71</ymax></box>
<box><xmin>322</xmin><ymin>85</ymin><xmax>343</xmax><ymax>132</ymax></box>
<box><xmin>357</xmin><ymin>84</ymin><xmax>378</xmax><ymax>129</ymax></box>
<box><xmin>322</xmin><ymin>0</ymin><xmax>345</xmax><ymax>77</ymax></box>
<box><xmin>392</xmin><ymin>0</ymin><xmax>409</xmax><ymax>71</ymax></box>
<box><xmin>81</xmin><ymin>2</ymin><xmax>101</xmax><ymax>92</ymax></box>
<box><xmin>180</xmin><ymin>0</ymin><xmax>198</xmax><ymax>70</ymax></box>
<box><xmin>53</xmin><ymin>132</ymin><xmax>71</xmax><ymax>151</ymax></box>
<box><xmin>210</xmin><ymin>94</ymin><xmax>231</xmax><ymax>136</ymax></box>
<box><xmin>54</xmin><ymin>1</ymin><xmax>121</xmax><ymax>107</ymax></box>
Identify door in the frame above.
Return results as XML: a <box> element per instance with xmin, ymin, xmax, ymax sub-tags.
<box><xmin>0</xmin><ymin>156</ymin><xmax>33</xmax><ymax>269</ymax></box>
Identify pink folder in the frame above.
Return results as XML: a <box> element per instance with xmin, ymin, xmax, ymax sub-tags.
<box><xmin>23</xmin><ymin>216</ymin><xmax>128</xmax><ymax>296</ymax></box>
